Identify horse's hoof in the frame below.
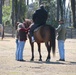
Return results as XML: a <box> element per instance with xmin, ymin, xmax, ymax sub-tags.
<box><xmin>30</xmin><ymin>58</ymin><xmax>34</xmax><ymax>61</ymax></box>
<box><xmin>39</xmin><ymin>59</ymin><xmax>42</xmax><ymax>61</ymax></box>
<box><xmin>46</xmin><ymin>59</ymin><xmax>50</xmax><ymax>62</ymax></box>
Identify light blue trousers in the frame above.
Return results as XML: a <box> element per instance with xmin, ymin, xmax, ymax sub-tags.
<box><xmin>16</xmin><ymin>40</ymin><xmax>25</xmax><ymax>60</ymax></box>
<box><xmin>58</xmin><ymin>40</ymin><xmax>65</xmax><ymax>60</ymax></box>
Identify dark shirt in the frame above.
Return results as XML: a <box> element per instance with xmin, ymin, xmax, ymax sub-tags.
<box><xmin>18</xmin><ymin>28</ymin><xmax>30</xmax><ymax>41</ymax></box>
<box><xmin>32</xmin><ymin>6</ymin><xmax>48</xmax><ymax>25</ymax></box>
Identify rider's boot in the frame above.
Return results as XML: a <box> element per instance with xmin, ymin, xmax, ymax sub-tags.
<box><xmin>31</xmin><ymin>36</ymin><xmax>35</xmax><ymax>42</ymax></box>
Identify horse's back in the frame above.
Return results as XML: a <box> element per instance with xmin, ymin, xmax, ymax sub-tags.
<box><xmin>34</xmin><ymin>25</ymin><xmax>54</xmax><ymax>43</ymax></box>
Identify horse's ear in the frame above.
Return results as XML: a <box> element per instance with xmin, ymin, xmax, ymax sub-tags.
<box><xmin>16</xmin><ymin>22</ymin><xmax>20</xmax><ymax>26</ymax></box>
<box><xmin>15</xmin><ymin>22</ymin><xmax>20</xmax><ymax>30</ymax></box>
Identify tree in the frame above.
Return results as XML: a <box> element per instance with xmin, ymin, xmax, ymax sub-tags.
<box><xmin>71</xmin><ymin>0</ymin><xmax>76</xmax><ymax>28</ymax></box>
<box><xmin>57</xmin><ymin>0</ymin><xmax>59</xmax><ymax>22</ymax></box>
<box><xmin>57</xmin><ymin>0</ymin><xmax>66</xmax><ymax>21</ymax></box>
<box><xmin>14</xmin><ymin>0</ymin><xmax>26</xmax><ymax>23</ymax></box>
<box><xmin>39</xmin><ymin>0</ymin><xmax>42</xmax><ymax>5</ymax></box>
<box><xmin>41</xmin><ymin>0</ymin><xmax>57</xmax><ymax>27</ymax></box>
<box><xmin>26</xmin><ymin>0</ymin><xmax>29</xmax><ymax>5</ymax></box>
<box><xmin>0</xmin><ymin>0</ymin><xmax>2</xmax><ymax>24</ymax></box>
<box><xmin>0</xmin><ymin>0</ymin><xmax>5</xmax><ymax>39</ymax></box>
<box><xmin>12</xmin><ymin>0</ymin><xmax>14</xmax><ymax>26</ymax></box>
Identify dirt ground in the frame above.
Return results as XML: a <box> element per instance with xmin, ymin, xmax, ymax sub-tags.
<box><xmin>0</xmin><ymin>37</ymin><xmax>76</xmax><ymax>75</ymax></box>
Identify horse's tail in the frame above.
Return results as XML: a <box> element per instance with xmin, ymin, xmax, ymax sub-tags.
<box><xmin>50</xmin><ymin>26</ymin><xmax>56</xmax><ymax>56</ymax></box>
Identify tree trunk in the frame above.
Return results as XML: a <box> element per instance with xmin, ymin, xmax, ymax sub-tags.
<box><xmin>0</xmin><ymin>0</ymin><xmax>4</xmax><ymax>39</ymax></box>
<box><xmin>71</xmin><ymin>0</ymin><xmax>76</xmax><ymax>28</ymax></box>
<box><xmin>12</xmin><ymin>0</ymin><xmax>15</xmax><ymax>37</ymax></box>
<box><xmin>27</xmin><ymin>0</ymin><xmax>29</xmax><ymax>5</ymax></box>
<box><xmin>57</xmin><ymin>0</ymin><xmax>60</xmax><ymax>22</ymax></box>
<box><xmin>14</xmin><ymin>0</ymin><xmax>18</xmax><ymax>23</ymax></box>
<box><xmin>60</xmin><ymin>0</ymin><xmax>64</xmax><ymax>20</ymax></box>
<box><xmin>39</xmin><ymin>0</ymin><xmax>42</xmax><ymax>5</ymax></box>
<box><xmin>0</xmin><ymin>0</ymin><xmax>2</xmax><ymax>24</ymax></box>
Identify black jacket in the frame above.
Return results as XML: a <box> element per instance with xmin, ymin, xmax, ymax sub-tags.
<box><xmin>32</xmin><ymin>6</ymin><xmax>48</xmax><ymax>25</ymax></box>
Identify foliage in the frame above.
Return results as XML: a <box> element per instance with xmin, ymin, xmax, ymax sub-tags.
<box><xmin>27</xmin><ymin>2</ymin><xmax>39</xmax><ymax>19</ymax></box>
<box><xmin>14</xmin><ymin>0</ymin><xmax>27</xmax><ymax>22</ymax></box>
<box><xmin>2</xmin><ymin>0</ymin><xmax>12</xmax><ymax>26</ymax></box>
<box><xmin>2</xmin><ymin>0</ymin><xmax>58</xmax><ymax>27</ymax></box>
<box><xmin>41</xmin><ymin>0</ymin><xmax>58</xmax><ymax>27</ymax></box>
<box><xmin>2</xmin><ymin>0</ymin><xmax>27</xmax><ymax>26</ymax></box>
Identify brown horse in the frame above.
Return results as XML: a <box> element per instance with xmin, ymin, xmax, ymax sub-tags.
<box><xmin>24</xmin><ymin>19</ymin><xmax>56</xmax><ymax>61</ymax></box>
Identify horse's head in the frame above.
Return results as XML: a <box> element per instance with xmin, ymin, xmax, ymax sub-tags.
<box><xmin>23</xmin><ymin>19</ymin><xmax>32</xmax><ymax>28</ymax></box>
<box><xmin>15</xmin><ymin>22</ymin><xmax>21</xmax><ymax>30</ymax></box>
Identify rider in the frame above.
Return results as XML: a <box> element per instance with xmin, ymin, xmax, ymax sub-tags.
<box><xmin>30</xmin><ymin>4</ymin><xmax>48</xmax><ymax>42</ymax></box>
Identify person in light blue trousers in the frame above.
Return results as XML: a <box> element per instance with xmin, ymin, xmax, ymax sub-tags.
<box><xmin>15</xmin><ymin>23</ymin><xmax>29</xmax><ymax>61</ymax></box>
<box><xmin>56</xmin><ymin>20</ymin><xmax>66</xmax><ymax>61</ymax></box>
<box><xmin>16</xmin><ymin>40</ymin><xmax>25</xmax><ymax>61</ymax></box>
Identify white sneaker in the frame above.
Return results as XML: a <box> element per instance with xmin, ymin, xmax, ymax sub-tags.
<box><xmin>31</xmin><ymin>36</ymin><xmax>35</xmax><ymax>42</ymax></box>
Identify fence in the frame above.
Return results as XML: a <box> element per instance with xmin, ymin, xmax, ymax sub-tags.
<box><xmin>4</xmin><ymin>26</ymin><xmax>76</xmax><ymax>39</ymax></box>
<box><xmin>66</xmin><ymin>28</ymin><xmax>76</xmax><ymax>39</ymax></box>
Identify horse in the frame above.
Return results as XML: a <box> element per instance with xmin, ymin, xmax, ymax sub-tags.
<box><xmin>0</xmin><ymin>24</ymin><xmax>4</xmax><ymax>40</ymax></box>
<box><xmin>24</xmin><ymin>19</ymin><xmax>56</xmax><ymax>62</ymax></box>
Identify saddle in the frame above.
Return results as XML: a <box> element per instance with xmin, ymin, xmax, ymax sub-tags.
<box><xmin>34</xmin><ymin>26</ymin><xmax>42</xmax><ymax>32</ymax></box>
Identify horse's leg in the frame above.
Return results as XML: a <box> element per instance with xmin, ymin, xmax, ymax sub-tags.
<box><xmin>30</xmin><ymin>43</ymin><xmax>34</xmax><ymax>61</ymax></box>
<box><xmin>37</xmin><ymin>43</ymin><xmax>42</xmax><ymax>61</ymax></box>
<box><xmin>45</xmin><ymin>41</ymin><xmax>51</xmax><ymax>61</ymax></box>
<box><xmin>28</xmin><ymin>35</ymin><xmax>34</xmax><ymax>61</ymax></box>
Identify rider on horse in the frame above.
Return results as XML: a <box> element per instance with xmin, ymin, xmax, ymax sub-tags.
<box><xmin>30</xmin><ymin>4</ymin><xmax>48</xmax><ymax>42</ymax></box>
